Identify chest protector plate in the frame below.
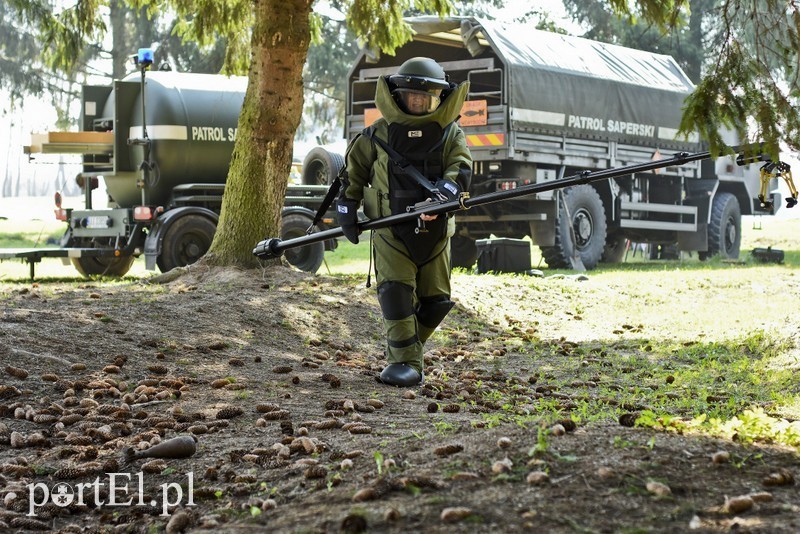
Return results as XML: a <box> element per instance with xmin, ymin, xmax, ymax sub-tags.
<box><xmin>385</xmin><ymin>122</ymin><xmax>449</xmax><ymax>264</ymax></box>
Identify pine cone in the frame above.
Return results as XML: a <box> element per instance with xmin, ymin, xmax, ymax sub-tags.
<box><xmin>147</xmin><ymin>364</ymin><xmax>169</xmax><ymax>375</ymax></box>
<box><xmin>33</xmin><ymin>414</ymin><xmax>58</xmax><ymax>424</ymax></box>
<box><xmin>188</xmin><ymin>425</ymin><xmax>209</xmax><ymax>435</ymax></box>
<box><xmin>304</xmin><ymin>465</ymin><xmax>328</xmax><ymax>479</ymax></box>
<box><xmin>262</xmin><ymin>410</ymin><xmax>290</xmax><ymax>421</ymax></box>
<box><xmin>142</xmin><ymin>459</ymin><xmax>167</xmax><ymax>474</ymax></box>
<box><xmin>78</xmin><ymin>448</ymin><xmax>99</xmax><ymax>461</ymax></box>
<box><xmin>64</xmin><ymin>432</ymin><xmax>92</xmax><ymax>446</ymax></box>
<box><xmin>216</xmin><ymin>407</ymin><xmax>244</xmax><ymax>420</ymax></box>
<box><xmin>52</xmin><ymin>466</ymin><xmax>88</xmax><ymax>480</ymax></box>
<box><xmin>434</xmin><ymin>443</ymin><xmax>464</xmax><ymax>456</ymax></box>
<box><xmin>141</xmin><ymin>416</ymin><xmax>173</xmax><ymax>428</ymax></box>
<box><xmin>0</xmin><ymin>386</ymin><xmax>22</xmax><ymax>401</ymax></box>
<box><xmin>313</xmin><ymin>419</ymin><xmax>341</xmax><ymax>430</ymax></box>
<box><xmin>255</xmin><ymin>403</ymin><xmax>281</xmax><ymax>413</ymax></box>
<box><xmin>1</xmin><ymin>463</ymin><xmax>34</xmax><ymax>478</ymax></box>
<box><xmin>4</xmin><ymin>366</ymin><xmax>28</xmax><ymax>380</ymax></box>
<box><xmin>97</xmin><ymin>404</ymin><xmax>120</xmax><ymax>415</ymax></box>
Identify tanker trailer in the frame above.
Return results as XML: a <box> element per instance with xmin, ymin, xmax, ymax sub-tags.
<box><xmin>19</xmin><ymin>63</ymin><xmax>337</xmax><ymax>277</ymax></box>
<box><xmin>303</xmin><ymin>16</ymin><xmax>783</xmax><ymax>270</ymax></box>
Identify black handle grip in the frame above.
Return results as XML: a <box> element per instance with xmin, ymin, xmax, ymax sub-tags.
<box><xmin>253</xmin><ymin>238</ymin><xmax>284</xmax><ymax>259</ymax></box>
<box><xmin>736</xmin><ymin>153</ymin><xmax>768</xmax><ymax>166</ymax></box>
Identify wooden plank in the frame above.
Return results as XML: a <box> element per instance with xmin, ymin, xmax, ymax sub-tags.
<box><xmin>25</xmin><ymin>131</ymin><xmax>114</xmax><ymax>155</ymax></box>
<box><xmin>47</xmin><ymin>131</ymin><xmax>113</xmax><ymax>144</ymax></box>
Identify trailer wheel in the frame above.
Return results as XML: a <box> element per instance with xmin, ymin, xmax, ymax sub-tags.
<box><xmin>451</xmin><ymin>235</ymin><xmax>478</xmax><ymax>269</ymax></box>
<box><xmin>71</xmin><ymin>255</ymin><xmax>135</xmax><ymax>277</ymax></box>
<box><xmin>301</xmin><ymin>147</ymin><xmax>344</xmax><ymax>185</ymax></box>
<box><xmin>701</xmin><ymin>192</ymin><xmax>741</xmax><ymax>260</ymax></box>
<box><xmin>540</xmin><ymin>185</ymin><xmax>607</xmax><ymax>270</ymax></box>
<box><xmin>600</xmin><ymin>232</ymin><xmax>628</xmax><ymax>263</ymax></box>
<box><xmin>281</xmin><ymin>212</ymin><xmax>325</xmax><ymax>273</ymax></box>
<box><xmin>156</xmin><ymin>214</ymin><xmax>216</xmax><ymax>273</ymax></box>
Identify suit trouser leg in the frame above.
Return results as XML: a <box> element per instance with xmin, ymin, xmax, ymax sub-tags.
<box><xmin>416</xmin><ymin>240</ymin><xmax>453</xmax><ymax>344</ymax></box>
<box><xmin>374</xmin><ymin>233</ymin><xmax>452</xmax><ymax>373</ymax></box>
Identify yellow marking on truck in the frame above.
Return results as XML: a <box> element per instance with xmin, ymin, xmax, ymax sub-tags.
<box><xmin>466</xmin><ymin>133</ymin><xmax>505</xmax><ymax>147</ymax></box>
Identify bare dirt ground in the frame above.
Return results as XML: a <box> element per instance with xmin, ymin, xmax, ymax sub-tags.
<box><xmin>0</xmin><ymin>264</ymin><xmax>798</xmax><ymax>533</ymax></box>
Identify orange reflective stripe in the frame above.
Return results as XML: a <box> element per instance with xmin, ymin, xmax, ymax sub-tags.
<box><xmin>466</xmin><ymin>133</ymin><xmax>505</xmax><ymax>147</ymax></box>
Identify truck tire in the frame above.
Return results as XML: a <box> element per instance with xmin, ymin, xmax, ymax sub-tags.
<box><xmin>71</xmin><ymin>255</ymin><xmax>135</xmax><ymax>277</ymax></box>
<box><xmin>540</xmin><ymin>185</ymin><xmax>607</xmax><ymax>270</ymax></box>
<box><xmin>701</xmin><ymin>192</ymin><xmax>741</xmax><ymax>260</ymax></box>
<box><xmin>451</xmin><ymin>235</ymin><xmax>478</xmax><ymax>268</ymax></box>
<box><xmin>281</xmin><ymin>212</ymin><xmax>325</xmax><ymax>273</ymax></box>
<box><xmin>301</xmin><ymin>147</ymin><xmax>344</xmax><ymax>186</ymax></box>
<box><xmin>601</xmin><ymin>232</ymin><xmax>628</xmax><ymax>263</ymax></box>
<box><xmin>156</xmin><ymin>214</ymin><xmax>216</xmax><ymax>273</ymax></box>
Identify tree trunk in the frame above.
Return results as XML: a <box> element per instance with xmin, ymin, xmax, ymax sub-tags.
<box><xmin>109</xmin><ymin>0</ymin><xmax>128</xmax><ymax>80</ymax></box>
<box><xmin>686</xmin><ymin>0</ymin><xmax>711</xmax><ymax>83</ymax></box>
<box><xmin>204</xmin><ymin>0</ymin><xmax>312</xmax><ymax>269</ymax></box>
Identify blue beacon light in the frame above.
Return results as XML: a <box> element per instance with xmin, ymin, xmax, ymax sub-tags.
<box><xmin>137</xmin><ymin>48</ymin><xmax>154</xmax><ymax>67</ymax></box>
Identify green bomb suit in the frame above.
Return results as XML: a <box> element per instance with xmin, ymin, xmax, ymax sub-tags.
<box><xmin>343</xmin><ymin>76</ymin><xmax>472</xmax><ymax>376</ymax></box>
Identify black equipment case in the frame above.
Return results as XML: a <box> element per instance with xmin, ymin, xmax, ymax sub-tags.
<box><xmin>475</xmin><ymin>238</ymin><xmax>531</xmax><ymax>274</ymax></box>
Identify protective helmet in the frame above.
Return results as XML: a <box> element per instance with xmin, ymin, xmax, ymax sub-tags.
<box><xmin>388</xmin><ymin>57</ymin><xmax>450</xmax><ymax>115</ymax></box>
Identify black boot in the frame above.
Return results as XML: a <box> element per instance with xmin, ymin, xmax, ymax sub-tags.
<box><xmin>379</xmin><ymin>363</ymin><xmax>423</xmax><ymax>387</ymax></box>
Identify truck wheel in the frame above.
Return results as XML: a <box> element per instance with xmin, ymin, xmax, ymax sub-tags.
<box><xmin>301</xmin><ymin>147</ymin><xmax>344</xmax><ymax>185</ymax></box>
<box><xmin>156</xmin><ymin>214</ymin><xmax>216</xmax><ymax>273</ymax></box>
<box><xmin>540</xmin><ymin>185</ymin><xmax>607</xmax><ymax>270</ymax></box>
<box><xmin>701</xmin><ymin>192</ymin><xmax>741</xmax><ymax>260</ymax></box>
<box><xmin>71</xmin><ymin>255</ymin><xmax>135</xmax><ymax>277</ymax></box>
<box><xmin>600</xmin><ymin>232</ymin><xmax>628</xmax><ymax>263</ymax></box>
<box><xmin>282</xmin><ymin>212</ymin><xmax>325</xmax><ymax>273</ymax></box>
<box><xmin>451</xmin><ymin>235</ymin><xmax>478</xmax><ymax>268</ymax></box>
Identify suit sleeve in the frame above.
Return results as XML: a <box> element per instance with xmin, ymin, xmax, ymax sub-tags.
<box><xmin>342</xmin><ymin>133</ymin><xmax>377</xmax><ymax>202</ymax></box>
<box><xmin>443</xmin><ymin>126</ymin><xmax>472</xmax><ymax>192</ymax></box>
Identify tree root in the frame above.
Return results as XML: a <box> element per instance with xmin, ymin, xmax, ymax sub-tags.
<box><xmin>0</xmin><ymin>344</ymin><xmax>72</xmax><ymax>366</ymax></box>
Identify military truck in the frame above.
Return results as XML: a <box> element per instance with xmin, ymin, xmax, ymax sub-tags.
<box><xmin>8</xmin><ymin>67</ymin><xmax>336</xmax><ymax>278</ymax></box>
<box><xmin>302</xmin><ymin>16</ymin><xmax>782</xmax><ymax>269</ymax></box>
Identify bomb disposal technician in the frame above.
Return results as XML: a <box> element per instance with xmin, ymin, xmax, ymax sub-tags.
<box><xmin>336</xmin><ymin>57</ymin><xmax>472</xmax><ymax>387</ymax></box>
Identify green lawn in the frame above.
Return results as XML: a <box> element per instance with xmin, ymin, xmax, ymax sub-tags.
<box><xmin>1</xmin><ymin>193</ymin><xmax>798</xmax><ymax>280</ymax></box>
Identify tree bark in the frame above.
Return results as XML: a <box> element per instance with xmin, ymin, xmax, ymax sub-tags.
<box><xmin>685</xmin><ymin>0</ymin><xmax>708</xmax><ymax>83</ymax></box>
<box><xmin>204</xmin><ymin>0</ymin><xmax>313</xmax><ymax>269</ymax></box>
<box><xmin>109</xmin><ymin>0</ymin><xmax>128</xmax><ymax>80</ymax></box>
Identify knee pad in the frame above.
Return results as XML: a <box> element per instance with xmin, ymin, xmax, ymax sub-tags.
<box><xmin>417</xmin><ymin>295</ymin><xmax>454</xmax><ymax>329</ymax></box>
<box><xmin>377</xmin><ymin>281</ymin><xmax>415</xmax><ymax>320</ymax></box>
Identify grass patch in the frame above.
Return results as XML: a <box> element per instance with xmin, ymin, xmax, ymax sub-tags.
<box><xmin>0</xmin><ymin>217</ymin><xmax>64</xmax><ymax>248</ymax></box>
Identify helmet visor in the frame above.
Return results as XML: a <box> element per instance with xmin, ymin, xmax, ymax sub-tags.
<box><xmin>393</xmin><ymin>88</ymin><xmax>442</xmax><ymax>115</ymax></box>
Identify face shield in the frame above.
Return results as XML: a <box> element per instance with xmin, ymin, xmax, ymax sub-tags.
<box><xmin>393</xmin><ymin>88</ymin><xmax>442</xmax><ymax>115</ymax></box>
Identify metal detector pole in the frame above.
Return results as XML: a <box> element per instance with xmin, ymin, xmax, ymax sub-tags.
<box><xmin>253</xmin><ymin>145</ymin><xmax>764</xmax><ymax>260</ymax></box>
<box><xmin>128</xmin><ymin>48</ymin><xmax>154</xmax><ymax>205</ymax></box>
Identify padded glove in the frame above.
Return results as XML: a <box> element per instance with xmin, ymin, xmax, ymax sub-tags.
<box><xmin>336</xmin><ymin>198</ymin><xmax>360</xmax><ymax>244</ymax></box>
<box><xmin>434</xmin><ymin>179</ymin><xmax>461</xmax><ymax>201</ymax></box>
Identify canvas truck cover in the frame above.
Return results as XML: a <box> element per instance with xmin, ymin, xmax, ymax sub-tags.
<box><xmin>394</xmin><ymin>17</ymin><xmax>700</xmax><ymax>150</ymax></box>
